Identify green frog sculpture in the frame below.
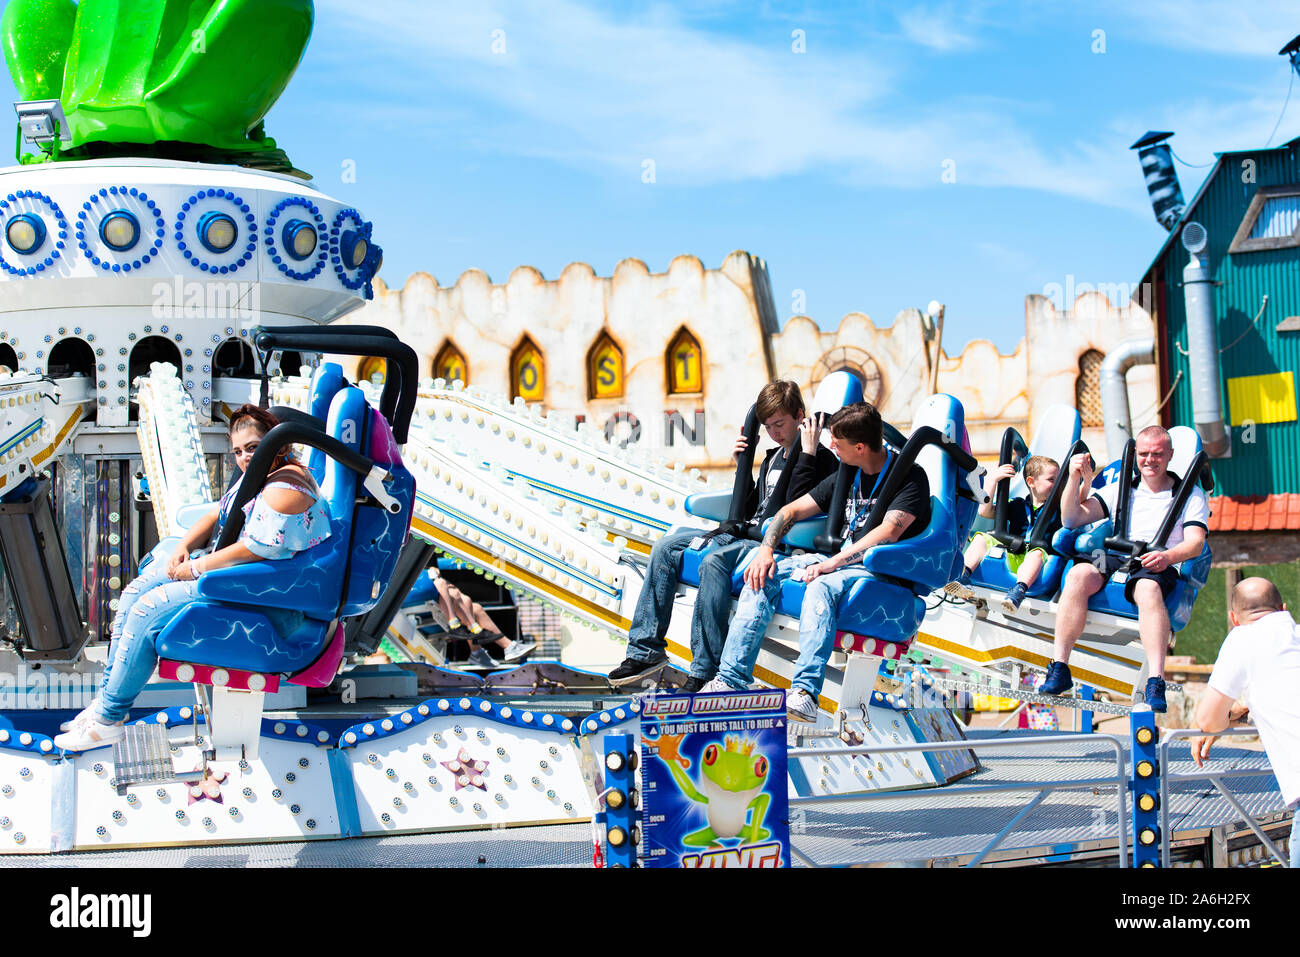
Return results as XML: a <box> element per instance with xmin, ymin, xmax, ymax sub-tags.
<box><xmin>2</xmin><ymin>0</ymin><xmax>314</xmax><ymax>172</ymax></box>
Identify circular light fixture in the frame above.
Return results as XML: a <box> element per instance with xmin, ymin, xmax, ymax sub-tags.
<box><xmin>175</xmin><ymin>664</ymin><xmax>195</xmax><ymax>682</ymax></box>
<box><xmin>1135</xmin><ymin>726</ymin><xmax>1154</xmax><ymax>745</ymax></box>
<box><xmin>1136</xmin><ymin>760</ymin><xmax>1154</xmax><ymax>778</ymax></box>
<box><xmin>5</xmin><ymin>213</ymin><xmax>45</xmax><ymax>254</ymax></box>
<box><xmin>605</xmin><ymin>751</ymin><xmax>625</xmax><ymax>772</ymax></box>
<box><xmin>1139</xmin><ymin>827</ymin><xmax>1157</xmax><ymax>846</ymax></box>
<box><xmin>282</xmin><ymin>219</ymin><xmax>318</xmax><ymax>260</ymax></box>
<box><xmin>607</xmin><ymin>826</ymin><xmax>627</xmax><ymax>847</ymax></box>
<box><xmin>198</xmin><ymin>211</ymin><xmax>238</xmax><ymax>253</ymax></box>
<box><xmin>100</xmin><ymin>210</ymin><xmax>140</xmax><ymax>251</ymax></box>
<box><xmin>1181</xmin><ymin>221</ymin><xmax>1208</xmax><ymax>255</ymax></box>
<box><xmin>606</xmin><ymin>788</ymin><xmax>626</xmax><ymax>810</ymax></box>
<box><xmin>1138</xmin><ymin>793</ymin><xmax>1157</xmax><ymax>813</ymax></box>
<box><xmin>341</xmin><ymin>229</ymin><xmax>368</xmax><ymax>269</ymax></box>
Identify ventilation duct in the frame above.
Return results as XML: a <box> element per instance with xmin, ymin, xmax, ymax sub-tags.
<box><xmin>1181</xmin><ymin>223</ymin><xmax>1231</xmax><ymax>457</ymax></box>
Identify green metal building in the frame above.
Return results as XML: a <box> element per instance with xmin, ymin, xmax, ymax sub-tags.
<box><xmin>1138</xmin><ymin>135</ymin><xmax>1300</xmax><ymax>562</ymax></box>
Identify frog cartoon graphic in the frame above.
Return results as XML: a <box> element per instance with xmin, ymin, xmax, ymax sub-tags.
<box><xmin>648</xmin><ymin>730</ymin><xmax>771</xmax><ymax>847</ymax></box>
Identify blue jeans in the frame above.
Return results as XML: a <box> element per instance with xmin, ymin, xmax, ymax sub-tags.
<box><xmin>95</xmin><ymin>578</ymin><xmax>198</xmax><ymax>723</ymax></box>
<box><xmin>717</xmin><ymin>556</ymin><xmax>874</xmax><ymax>697</ymax></box>
<box><xmin>626</xmin><ymin>528</ymin><xmax>746</xmax><ymax>679</ymax></box>
<box><xmin>99</xmin><ymin>546</ymin><xmax>174</xmax><ymax>689</ymax></box>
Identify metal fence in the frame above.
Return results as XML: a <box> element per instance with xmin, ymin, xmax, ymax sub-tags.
<box><xmin>786</xmin><ymin>732</ymin><xmax>1131</xmax><ymax>868</ymax></box>
<box><xmin>1157</xmin><ymin>726</ymin><xmax>1288</xmax><ymax>868</ymax></box>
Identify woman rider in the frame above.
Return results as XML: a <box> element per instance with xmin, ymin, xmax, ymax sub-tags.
<box><xmin>55</xmin><ymin>405</ymin><xmax>331</xmax><ymax>751</ymax></box>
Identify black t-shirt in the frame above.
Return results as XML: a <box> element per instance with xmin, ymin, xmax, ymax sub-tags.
<box><xmin>809</xmin><ymin>458</ymin><xmax>931</xmax><ymax>546</ymax></box>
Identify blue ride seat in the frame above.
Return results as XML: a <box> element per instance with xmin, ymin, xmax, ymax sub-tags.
<box><xmin>968</xmin><ymin>405</ymin><xmax>1082</xmax><ymax>599</ymax></box>
<box><xmin>155</xmin><ymin>385</ymin><xmax>415</xmax><ymax>680</ymax></box>
<box><xmin>732</xmin><ymin>393</ymin><xmax>981</xmax><ymax>653</ymax></box>
<box><xmin>305</xmin><ymin>361</ymin><xmax>347</xmax><ymax>482</ymax></box>
<box><xmin>1066</xmin><ymin>425</ymin><xmax>1212</xmax><ymax>632</ymax></box>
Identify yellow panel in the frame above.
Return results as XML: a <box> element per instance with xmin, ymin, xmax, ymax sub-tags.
<box><xmin>513</xmin><ymin>345</ymin><xmax>544</xmax><ymax>401</ymax></box>
<box><xmin>435</xmin><ymin>343</ymin><xmax>468</xmax><ymax>385</ymax></box>
<box><xmin>668</xmin><ymin>333</ymin><xmax>702</xmax><ymax>393</ymax></box>
<box><xmin>589</xmin><ymin>340</ymin><xmax>623</xmax><ymax>399</ymax></box>
<box><xmin>1226</xmin><ymin>370</ymin><xmax>1296</xmax><ymax>426</ymax></box>
<box><xmin>359</xmin><ymin>356</ymin><xmax>386</xmax><ymax>385</ymax></box>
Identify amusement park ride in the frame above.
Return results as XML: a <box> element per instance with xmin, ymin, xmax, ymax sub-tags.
<box><xmin>0</xmin><ymin>1</ymin><xmax>1269</xmax><ymax>866</ymax></box>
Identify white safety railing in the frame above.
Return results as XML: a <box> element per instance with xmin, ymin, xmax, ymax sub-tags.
<box><xmin>787</xmin><ymin>733</ymin><xmax>1130</xmax><ymax>868</ymax></box>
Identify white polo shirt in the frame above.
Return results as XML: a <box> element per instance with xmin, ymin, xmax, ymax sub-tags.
<box><xmin>1092</xmin><ymin>477</ymin><xmax>1209</xmax><ymax>550</ymax></box>
<box><xmin>1207</xmin><ymin>610</ymin><xmax>1300</xmax><ymax>807</ymax></box>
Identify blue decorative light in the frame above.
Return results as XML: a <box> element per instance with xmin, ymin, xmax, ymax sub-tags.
<box><xmin>177</xmin><ymin>189</ymin><xmax>257</xmax><ymax>274</ymax></box>
<box><xmin>0</xmin><ymin>190</ymin><xmax>67</xmax><ymax>277</ymax></box>
<box><xmin>330</xmin><ymin>208</ymin><xmax>380</xmax><ymax>295</ymax></box>
<box><xmin>75</xmin><ymin>187</ymin><xmax>165</xmax><ymax>273</ymax></box>
<box><xmin>337</xmin><ymin>697</ymin><xmax>576</xmax><ymax>748</ymax></box>
<box><xmin>100</xmin><ymin>209</ymin><xmax>140</xmax><ymax>251</ymax></box>
<box><xmin>5</xmin><ymin>212</ymin><xmax>45</xmax><ymax>254</ymax></box>
<box><xmin>281</xmin><ymin>218</ymin><xmax>317</xmax><ymax>260</ymax></box>
<box><xmin>197</xmin><ymin>211</ymin><xmax>238</xmax><ymax>253</ymax></box>
<box><xmin>265</xmin><ymin>196</ymin><xmax>327</xmax><ymax>281</ymax></box>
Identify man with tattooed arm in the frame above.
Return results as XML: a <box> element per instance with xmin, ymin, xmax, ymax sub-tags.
<box><xmin>703</xmin><ymin>403</ymin><xmax>930</xmax><ymax>722</ymax></box>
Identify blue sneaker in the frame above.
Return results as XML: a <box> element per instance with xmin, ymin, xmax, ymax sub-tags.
<box><xmin>1039</xmin><ymin>662</ymin><xmax>1073</xmax><ymax>696</ymax></box>
<box><xmin>1001</xmin><ymin>582</ymin><xmax>1028</xmax><ymax>613</ymax></box>
<box><xmin>1144</xmin><ymin>677</ymin><xmax>1167</xmax><ymax>713</ymax></box>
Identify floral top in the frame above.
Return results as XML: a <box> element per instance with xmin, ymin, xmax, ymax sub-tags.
<box><xmin>239</xmin><ymin>479</ymin><xmax>333</xmax><ymax>560</ymax></box>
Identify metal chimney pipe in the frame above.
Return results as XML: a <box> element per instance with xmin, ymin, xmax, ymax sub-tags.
<box><xmin>1099</xmin><ymin>337</ymin><xmax>1155</xmax><ymax>460</ymax></box>
<box><xmin>1183</xmin><ymin>241</ymin><xmax>1231</xmax><ymax>457</ymax></box>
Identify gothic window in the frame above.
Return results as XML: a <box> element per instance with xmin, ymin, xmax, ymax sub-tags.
<box><xmin>587</xmin><ymin>332</ymin><xmax>624</xmax><ymax>400</ymax></box>
<box><xmin>666</xmin><ymin>326</ymin><xmax>703</xmax><ymax>394</ymax></box>
<box><xmin>1076</xmin><ymin>349</ymin><xmax>1104</xmax><ymax>428</ymax></box>
<box><xmin>511</xmin><ymin>336</ymin><xmax>545</xmax><ymax>402</ymax></box>
<box><xmin>434</xmin><ymin>340</ymin><xmax>468</xmax><ymax>386</ymax></box>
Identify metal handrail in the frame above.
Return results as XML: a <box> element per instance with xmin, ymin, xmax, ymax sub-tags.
<box><xmin>1157</xmin><ymin>726</ymin><xmax>1287</xmax><ymax>867</ymax></box>
<box><xmin>787</xmin><ymin>732</ymin><xmax>1130</xmax><ymax>867</ymax></box>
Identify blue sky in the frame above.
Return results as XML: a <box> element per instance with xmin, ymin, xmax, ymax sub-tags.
<box><xmin>3</xmin><ymin>1</ymin><xmax>1297</xmax><ymax>352</ymax></box>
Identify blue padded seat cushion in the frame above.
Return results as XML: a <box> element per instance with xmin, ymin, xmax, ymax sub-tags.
<box><xmin>776</xmin><ymin>574</ymin><xmax>924</xmax><ymax>646</ymax></box>
<box><xmin>195</xmin><ymin>518</ymin><xmax>349</xmax><ymax>619</ymax></box>
<box><xmin>156</xmin><ymin>601</ymin><xmax>331</xmax><ymax>674</ymax></box>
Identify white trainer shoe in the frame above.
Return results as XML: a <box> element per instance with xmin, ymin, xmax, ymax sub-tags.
<box><xmin>701</xmin><ymin>676</ymin><xmax>741</xmax><ymax>694</ymax></box>
<box><xmin>53</xmin><ymin>715</ymin><xmax>125</xmax><ymax>752</ymax></box>
<box><xmin>786</xmin><ymin>690</ymin><xmax>820</xmax><ymax>723</ymax></box>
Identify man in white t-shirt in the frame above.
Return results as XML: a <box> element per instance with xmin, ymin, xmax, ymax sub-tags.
<box><xmin>1041</xmin><ymin>426</ymin><xmax>1210</xmax><ymax>711</ymax></box>
<box><xmin>1195</xmin><ymin>578</ymin><xmax>1300</xmax><ymax>867</ymax></box>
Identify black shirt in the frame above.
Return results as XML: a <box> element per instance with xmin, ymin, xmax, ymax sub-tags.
<box><xmin>1007</xmin><ymin>495</ymin><xmax>1060</xmax><ymax>540</ymax></box>
<box><xmin>809</xmin><ymin>456</ymin><xmax>931</xmax><ymax>546</ymax></box>
<box><xmin>744</xmin><ymin>443</ymin><xmax>839</xmax><ymax>525</ymax></box>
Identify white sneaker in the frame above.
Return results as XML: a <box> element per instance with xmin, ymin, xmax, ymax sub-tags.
<box><xmin>701</xmin><ymin>676</ymin><xmax>741</xmax><ymax>694</ymax></box>
<box><xmin>59</xmin><ymin>707</ymin><xmax>94</xmax><ymax>733</ymax></box>
<box><xmin>787</xmin><ymin>690</ymin><xmax>820</xmax><ymax>723</ymax></box>
<box><xmin>502</xmin><ymin>639</ymin><xmax>536</xmax><ymax>663</ymax></box>
<box><xmin>53</xmin><ymin>716</ymin><xmax>125</xmax><ymax>752</ymax></box>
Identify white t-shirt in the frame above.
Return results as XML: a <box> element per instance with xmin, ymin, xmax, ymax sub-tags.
<box><xmin>1207</xmin><ymin>610</ymin><xmax>1300</xmax><ymax>807</ymax></box>
<box><xmin>1093</xmin><ymin>478</ymin><xmax>1209</xmax><ymax>550</ymax></box>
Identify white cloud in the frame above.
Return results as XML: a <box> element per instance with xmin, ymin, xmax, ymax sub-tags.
<box><xmin>896</xmin><ymin>5</ymin><xmax>979</xmax><ymax>52</ymax></box>
<box><xmin>310</xmin><ymin>0</ymin><xmax>1283</xmax><ymax>209</ymax></box>
<box><xmin>1098</xmin><ymin>1</ymin><xmax>1298</xmax><ymax>58</ymax></box>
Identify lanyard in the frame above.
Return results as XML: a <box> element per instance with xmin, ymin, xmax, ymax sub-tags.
<box><xmin>848</xmin><ymin>448</ymin><xmax>893</xmax><ymax>529</ymax></box>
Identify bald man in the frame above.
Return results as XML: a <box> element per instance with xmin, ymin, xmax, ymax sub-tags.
<box><xmin>1041</xmin><ymin>425</ymin><xmax>1209</xmax><ymax>711</ymax></box>
<box><xmin>1196</xmin><ymin>578</ymin><xmax>1300</xmax><ymax>867</ymax></box>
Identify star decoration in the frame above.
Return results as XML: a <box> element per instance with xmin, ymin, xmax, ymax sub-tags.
<box><xmin>188</xmin><ymin>769</ymin><xmax>227</xmax><ymax>805</ymax></box>
<box><xmin>440</xmin><ymin>748</ymin><xmax>489</xmax><ymax>791</ymax></box>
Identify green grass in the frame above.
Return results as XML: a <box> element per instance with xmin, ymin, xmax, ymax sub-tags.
<box><xmin>1174</xmin><ymin>561</ymin><xmax>1300</xmax><ymax>663</ymax></box>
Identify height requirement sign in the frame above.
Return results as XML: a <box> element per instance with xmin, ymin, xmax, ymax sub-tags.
<box><xmin>639</xmin><ymin>690</ymin><xmax>789</xmax><ymax>867</ymax></box>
